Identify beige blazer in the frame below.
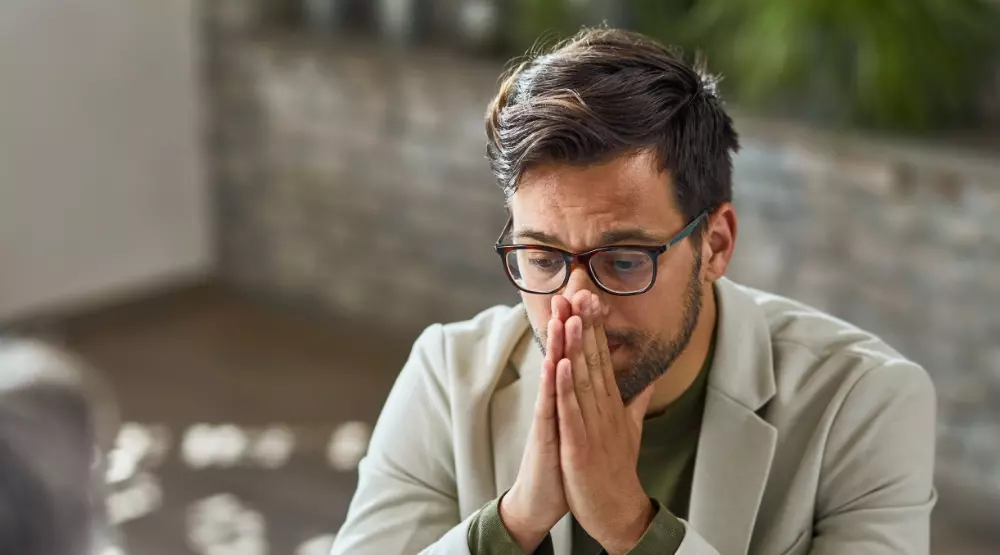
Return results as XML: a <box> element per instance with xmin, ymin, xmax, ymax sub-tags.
<box><xmin>331</xmin><ymin>278</ymin><xmax>936</xmax><ymax>555</ymax></box>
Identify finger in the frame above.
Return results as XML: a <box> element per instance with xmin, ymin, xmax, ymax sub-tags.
<box><xmin>568</xmin><ymin>289</ymin><xmax>589</xmax><ymax>319</ymax></box>
<box><xmin>552</xmin><ymin>295</ymin><xmax>572</xmax><ymax>323</ymax></box>
<box><xmin>565</xmin><ymin>315</ymin><xmax>599</xmax><ymax>420</ymax></box>
<box><xmin>590</xmin><ymin>294</ymin><xmax>620</xmax><ymax>403</ymax></box>
<box><xmin>555</xmin><ymin>358</ymin><xmax>587</xmax><ymax>450</ymax></box>
<box><xmin>579</xmin><ymin>293</ymin><xmax>611</xmax><ymax>399</ymax></box>
<box><xmin>533</xmin><ymin>359</ymin><xmax>559</xmax><ymax>446</ymax></box>
<box><xmin>545</xmin><ymin>316</ymin><xmax>565</xmax><ymax>365</ymax></box>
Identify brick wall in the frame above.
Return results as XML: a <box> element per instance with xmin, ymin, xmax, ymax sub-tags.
<box><xmin>207</xmin><ymin>32</ymin><xmax>1000</xmax><ymax>519</ymax></box>
<box><xmin>209</xmin><ymin>37</ymin><xmax>514</xmax><ymax>329</ymax></box>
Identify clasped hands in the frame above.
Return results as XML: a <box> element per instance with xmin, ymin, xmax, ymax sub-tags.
<box><xmin>500</xmin><ymin>290</ymin><xmax>656</xmax><ymax>555</ymax></box>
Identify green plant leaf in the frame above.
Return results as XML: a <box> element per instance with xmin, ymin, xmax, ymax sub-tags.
<box><xmin>683</xmin><ymin>0</ymin><xmax>999</xmax><ymax>130</ymax></box>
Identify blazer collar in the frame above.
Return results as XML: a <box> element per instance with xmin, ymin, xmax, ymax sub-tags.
<box><xmin>688</xmin><ymin>278</ymin><xmax>778</xmax><ymax>554</ymax></box>
<box><xmin>708</xmin><ymin>277</ymin><xmax>777</xmax><ymax>411</ymax></box>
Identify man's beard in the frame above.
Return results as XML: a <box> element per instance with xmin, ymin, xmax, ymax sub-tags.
<box><xmin>530</xmin><ymin>255</ymin><xmax>703</xmax><ymax>404</ymax></box>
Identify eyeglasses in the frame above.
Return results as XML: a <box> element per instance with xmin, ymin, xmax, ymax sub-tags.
<box><xmin>493</xmin><ymin>212</ymin><xmax>707</xmax><ymax>296</ymax></box>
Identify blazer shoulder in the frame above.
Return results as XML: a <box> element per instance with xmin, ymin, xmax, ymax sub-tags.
<box><xmin>734</xmin><ymin>284</ymin><xmax>931</xmax><ymax>408</ymax></box>
<box><xmin>426</xmin><ymin>304</ymin><xmax>529</xmax><ymax>390</ymax></box>
<box><xmin>438</xmin><ymin>304</ymin><xmax>522</xmax><ymax>343</ymax></box>
<box><xmin>846</xmin><ymin>357</ymin><xmax>935</xmax><ymax>415</ymax></box>
<box><xmin>743</xmin><ymin>286</ymin><xmax>912</xmax><ymax>369</ymax></box>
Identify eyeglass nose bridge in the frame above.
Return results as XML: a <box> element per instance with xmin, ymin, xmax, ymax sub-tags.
<box><xmin>559</xmin><ymin>251</ymin><xmax>602</xmax><ymax>291</ymax></box>
<box><xmin>563</xmin><ymin>250</ymin><xmax>599</xmax><ymax>267</ymax></box>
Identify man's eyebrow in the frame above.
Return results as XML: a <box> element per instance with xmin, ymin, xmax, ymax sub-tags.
<box><xmin>511</xmin><ymin>227</ymin><xmax>669</xmax><ymax>247</ymax></box>
<box><xmin>511</xmin><ymin>228</ymin><xmax>565</xmax><ymax>247</ymax></box>
<box><xmin>598</xmin><ymin>228</ymin><xmax>668</xmax><ymax>244</ymax></box>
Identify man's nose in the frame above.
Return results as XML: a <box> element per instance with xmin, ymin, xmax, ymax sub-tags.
<box><xmin>560</xmin><ymin>265</ymin><xmax>600</xmax><ymax>303</ymax></box>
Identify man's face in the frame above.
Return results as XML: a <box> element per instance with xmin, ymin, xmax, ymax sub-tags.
<box><xmin>509</xmin><ymin>151</ymin><xmax>704</xmax><ymax>402</ymax></box>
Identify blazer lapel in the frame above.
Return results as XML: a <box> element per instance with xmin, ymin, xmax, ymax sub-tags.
<box><xmin>688</xmin><ymin>279</ymin><xmax>779</xmax><ymax>555</ymax></box>
<box><xmin>490</xmin><ymin>330</ymin><xmax>539</xmax><ymax>497</ymax></box>
<box><xmin>689</xmin><ymin>390</ymin><xmax>777</xmax><ymax>554</ymax></box>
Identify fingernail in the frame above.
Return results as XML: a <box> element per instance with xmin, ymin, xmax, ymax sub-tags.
<box><xmin>580</xmin><ymin>296</ymin><xmax>590</xmax><ymax>316</ymax></box>
<box><xmin>591</xmin><ymin>295</ymin><xmax>600</xmax><ymax>317</ymax></box>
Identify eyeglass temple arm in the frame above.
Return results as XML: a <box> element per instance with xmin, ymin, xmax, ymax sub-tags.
<box><xmin>667</xmin><ymin>211</ymin><xmax>708</xmax><ymax>247</ymax></box>
<box><xmin>495</xmin><ymin>216</ymin><xmax>513</xmax><ymax>247</ymax></box>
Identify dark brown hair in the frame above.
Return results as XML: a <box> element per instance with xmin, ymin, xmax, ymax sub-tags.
<box><xmin>485</xmin><ymin>28</ymin><xmax>740</xmax><ymax>228</ymax></box>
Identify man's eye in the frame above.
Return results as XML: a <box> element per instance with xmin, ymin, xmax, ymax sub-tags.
<box><xmin>526</xmin><ymin>254</ymin><xmax>564</xmax><ymax>271</ymax></box>
<box><xmin>608</xmin><ymin>255</ymin><xmax>650</xmax><ymax>273</ymax></box>
<box><xmin>529</xmin><ymin>258</ymin><xmax>558</xmax><ymax>268</ymax></box>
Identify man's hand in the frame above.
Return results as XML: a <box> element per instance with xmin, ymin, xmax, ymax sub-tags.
<box><xmin>499</xmin><ymin>296</ymin><xmax>572</xmax><ymax>552</ymax></box>
<box><xmin>557</xmin><ymin>291</ymin><xmax>655</xmax><ymax>555</ymax></box>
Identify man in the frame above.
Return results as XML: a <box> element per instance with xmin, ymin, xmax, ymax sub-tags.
<box><xmin>331</xmin><ymin>28</ymin><xmax>936</xmax><ymax>555</ymax></box>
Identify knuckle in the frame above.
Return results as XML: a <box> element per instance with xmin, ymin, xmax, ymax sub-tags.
<box><xmin>585</xmin><ymin>352</ymin><xmax>602</xmax><ymax>368</ymax></box>
<box><xmin>598</xmin><ymin>351</ymin><xmax>612</xmax><ymax>367</ymax></box>
<box><xmin>534</xmin><ymin>404</ymin><xmax>553</xmax><ymax>420</ymax></box>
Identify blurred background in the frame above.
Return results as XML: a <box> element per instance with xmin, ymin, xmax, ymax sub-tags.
<box><xmin>1</xmin><ymin>1</ymin><xmax>999</xmax><ymax>553</ymax></box>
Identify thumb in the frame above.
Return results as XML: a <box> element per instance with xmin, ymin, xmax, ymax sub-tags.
<box><xmin>625</xmin><ymin>385</ymin><xmax>654</xmax><ymax>432</ymax></box>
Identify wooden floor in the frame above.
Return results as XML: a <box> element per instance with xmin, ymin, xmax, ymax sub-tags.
<box><xmin>45</xmin><ymin>283</ymin><xmax>998</xmax><ymax>554</ymax></box>
<box><xmin>59</xmin><ymin>283</ymin><xmax>417</xmax><ymax>555</ymax></box>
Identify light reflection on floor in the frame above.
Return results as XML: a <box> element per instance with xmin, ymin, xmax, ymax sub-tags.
<box><xmin>105</xmin><ymin>421</ymin><xmax>369</xmax><ymax>554</ymax></box>
<box><xmin>109</xmin><ymin>421</ymin><xmax>370</xmax><ymax>479</ymax></box>
<box><xmin>186</xmin><ymin>493</ymin><xmax>267</xmax><ymax>555</ymax></box>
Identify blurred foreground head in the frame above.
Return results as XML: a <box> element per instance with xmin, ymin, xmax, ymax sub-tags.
<box><xmin>0</xmin><ymin>338</ymin><xmax>119</xmax><ymax>555</ymax></box>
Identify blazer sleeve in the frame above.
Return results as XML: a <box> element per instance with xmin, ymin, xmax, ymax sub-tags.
<box><xmin>807</xmin><ymin>360</ymin><xmax>937</xmax><ymax>555</ymax></box>
<box><xmin>330</xmin><ymin>324</ymin><xmax>477</xmax><ymax>555</ymax></box>
<box><xmin>670</xmin><ymin>359</ymin><xmax>937</xmax><ymax>555</ymax></box>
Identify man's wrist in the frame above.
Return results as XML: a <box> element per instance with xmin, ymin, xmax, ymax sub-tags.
<box><xmin>498</xmin><ymin>488</ymin><xmax>551</xmax><ymax>553</ymax></box>
<box><xmin>600</xmin><ymin>496</ymin><xmax>656</xmax><ymax>555</ymax></box>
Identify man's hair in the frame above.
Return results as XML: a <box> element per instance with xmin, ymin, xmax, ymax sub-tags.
<box><xmin>485</xmin><ymin>28</ymin><xmax>740</xmax><ymax>228</ymax></box>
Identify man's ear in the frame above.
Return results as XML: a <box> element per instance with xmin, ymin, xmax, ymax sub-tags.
<box><xmin>702</xmin><ymin>204</ymin><xmax>736</xmax><ymax>281</ymax></box>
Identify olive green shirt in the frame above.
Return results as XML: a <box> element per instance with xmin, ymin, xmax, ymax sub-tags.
<box><xmin>468</xmin><ymin>346</ymin><xmax>712</xmax><ymax>555</ymax></box>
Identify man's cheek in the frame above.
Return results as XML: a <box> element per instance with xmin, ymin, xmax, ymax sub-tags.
<box><xmin>524</xmin><ymin>296</ymin><xmax>552</xmax><ymax>324</ymax></box>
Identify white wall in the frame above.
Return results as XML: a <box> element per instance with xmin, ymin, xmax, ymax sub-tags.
<box><xmin>0</xmin><ymin>0</ymin><xmax>211</xmax><ymax>320</ymax></box>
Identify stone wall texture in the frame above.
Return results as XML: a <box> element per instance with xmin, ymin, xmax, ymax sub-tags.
<box><xmin>206</xmin><ymin>30</ymin><xmax>1000</xmax><ymax>521</ymax></box>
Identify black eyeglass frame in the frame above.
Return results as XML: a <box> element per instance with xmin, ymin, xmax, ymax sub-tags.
<box><xmin>493</xmin><ymin>211</ymin><xmax>708</xmax><ymax>296</ymax></box>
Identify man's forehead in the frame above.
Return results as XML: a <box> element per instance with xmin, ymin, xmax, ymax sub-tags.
<box><xmin>510</xmin><ymin>159</ymin><xmax>679</xmax><ymax>226</ymax></box>
<box><xmin>508</xmin><ymin>184</ymin><xmax>682</xmax><ymax>249</ymax></box>
<box><xmin>514</xmin><ymin>152</ymin><xmax>676</xmax><ymax>208</ymax></box>
<box><xmin>510</xmin><ymin>221</ymin><xmax>673</xmax><ymax>248</ymax></box>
